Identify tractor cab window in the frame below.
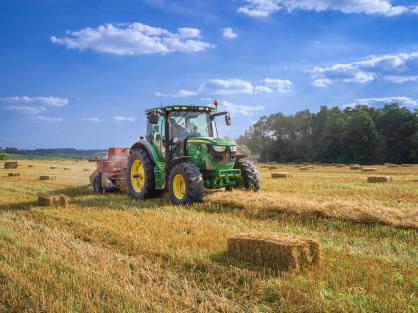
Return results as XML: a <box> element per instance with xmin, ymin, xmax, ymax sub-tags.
<box><xmin>169</xmin><ymin>111</ymin><xmax>215</xmax><ymax>141</ymax></box>
<box><xmin>146</xmin><ymin>115</ymin><xmax>165</xmax><ymax>158</ymax></box>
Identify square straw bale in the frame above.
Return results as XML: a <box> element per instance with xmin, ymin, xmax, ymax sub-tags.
<box><xmin>299</xmin><ymin>167</ymin><xmax>310</xmax><ymax>171</ymax></box>
<box><xmin>38</xmin><ymin>195</ymin><xmax>54</xmax><ymax>206</ymax></box>
<box><xmin>350</xmin><ymin>166</ymin><xmax>362</xmax><ymax>170</ymax></box>
<box><xmin>39</xmin><ymin>176</ymin><xmax>56</xmax><ymax>181</ymax></box>
<box><xmin>54</xmin><ymin>195</ymin><xmax>69</xmax><ymax>207</ymax></box>
<box><xmin>228</xmin><ymin>232</ymin><xmax>320</xmax><ymax>272</ymax></box>
<box><xmin>367</xmin><ymin>176</ymin><xmax>392</xmax><ymax>183</ymax></box>
<box><xmin>271</xmin><ymin>172</ymin><xmax>291</xmax><ymax>178</ymax></box>
<box><xmin>362</xmin><ymin>167</ymin><xmax>377</xmax><ymax>172</ymax></box>
<box><xmin>4</xmin><ymin>161</ymin><xmax>18</xmax><ymax>169</ymax></box>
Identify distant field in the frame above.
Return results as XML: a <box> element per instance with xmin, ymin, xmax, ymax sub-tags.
<box><xmin>0</xmin><ymin>160</ymin><xmax>417</xmax><ymax>313</ymax></box>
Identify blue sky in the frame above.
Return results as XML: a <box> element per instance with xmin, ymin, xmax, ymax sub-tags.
<box><xmin>1</xmin><ymin>0</ymin><xmax>418</xmax><ymax>149</ymax></box>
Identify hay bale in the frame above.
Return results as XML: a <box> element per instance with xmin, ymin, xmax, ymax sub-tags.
<box><xmin>39</xmin><ymin>175</ymin><xmax>56</xmax><ymax>181</ymax></box>
<box><xmin>387</xmin><ymin>164</ymin><xmax>400</xmax><ymax>168</ymax></box>
<box><xmin>64</xmin><ymin>168</ymin><xmax>71</xmax><ymax>170</ymax></box>
<box><xmin>367</xmin><ymin>176</ymin><xmax>392</xmax><ymax>183</ymax></box>
<box><xmin>267</xmin><ymin>166</ymin><xmax>277</xmax><ymax>170</ymax></box>
<box><xmin>4</xmin><ymin>161</ymin><xmax>18</xmax><ymax>169</ymax></box>
<box><xmin>334</xmin><ymin>164</ymin><xmax>346</xmax><ymax>168</ymax></box>
<box><xmin>401</xmin><ymin>164</ymin><xmax>413</xmax><ymax>167</ymax></box>
<box><xmin>28</xmin><ymin>165</ymin><xmax>34</xmax><ymax>168</ymax></box>
<box><xmin>350</xmin><ymin>166</ymin><xmax>362</xmax><ymax>170</ymax></box>
<box><xmin>38</xmin><ymin>195</ymin><xmax>54</xmax><ymax>206</ymax></box>
<box><xmin>38</xmin><ymin>194</ymin><xmax>69</xmax><ymax>207</ymax></box>
<box><xmin>50</xmin><ymin>166</ymin><xmax>58</xmax><ymax>169</ymax></box>
<box><xmin>362</xmin><ymin>167</ymin><xmax>377</xmax><ymax>172</ymax></box>
<box><xmin>299</xmin><ymin>167</ymin><xmax>310</xmax><ymax>171</ymax></box>
<box><xmin>83</xmin><ymin>168</ymin><xmax>90</xmax><ymax>171</ymax></box>
<box><xmin>228</xmin><ymin>232</ymin><xmax>320</xmax><ymax>272</ymax></box>
<box><xmin>271</xmin><ymin>172</ymin><xmax>291</xmax><ymax>179</ymax></box>
<box><xmin>8</xmin><ymin>173</ymin><xmax>20</xmax><ymax>177</ymax></box>
<box><xmin>55</xmin><ymin>195</ymin><xmax>69</xmax><ymax>207</ymax></box>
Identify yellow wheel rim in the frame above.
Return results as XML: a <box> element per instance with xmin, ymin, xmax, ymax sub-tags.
<box><xmin>130</xmin><ymin>159</ymin><xmax>145</xmax><ymax>193</ymax></box>
<box><xmin>173</xmin><ymin>174</ymin><xmax>186</xmax><ymax>200</ymax></box>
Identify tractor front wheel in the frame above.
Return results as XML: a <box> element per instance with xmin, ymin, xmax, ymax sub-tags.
<box><xmin>236</xmin><ymin>159</ymin><xmax>260</xmax><ymax>191</ymax></box>
<box><xmin>127</xmin><ymin>149</ymin><xmax>156</xmax><ymax>200</ymax></box>
<box><xmin>168</xmin><ymin>162</ymin><xmax>204</xmax><ymax>205</ymax></box>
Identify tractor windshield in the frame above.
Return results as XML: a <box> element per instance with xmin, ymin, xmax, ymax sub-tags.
<box><xmin>169</xmin><ymin>111</ymin><xmax>217</xmax><ymax>141</ymax></box>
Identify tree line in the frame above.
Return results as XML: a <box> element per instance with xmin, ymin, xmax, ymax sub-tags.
<box><xmin>237</xmin><ymin>104</ymin><xmax>418</xmax><ymax>164</ymax></box>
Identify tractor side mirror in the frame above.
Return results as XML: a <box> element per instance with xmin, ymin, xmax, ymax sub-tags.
<box><xmin>225</xmin><ymin>113</ymin><xmax>231</xmax><ymax>126</ymax></box>
<box><xmin>147</xmin><ymin>112</ymin><xmax>159</xmax><ymax>124</ymax></box>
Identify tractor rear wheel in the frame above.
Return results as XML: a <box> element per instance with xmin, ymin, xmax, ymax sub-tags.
<box><xmin>168</xmin><ymin>162</ymin><xmax>204</xmax><ymax>205</ymax></box>
<box><xmin>127</xmin><ymin>149</ymin><xmax>156</xmax><ymax>199</ymax></box>
<box><xmin>236</xmin><ymin>159</ymin><xmax>260</xmax><ymax>191</ymax></box>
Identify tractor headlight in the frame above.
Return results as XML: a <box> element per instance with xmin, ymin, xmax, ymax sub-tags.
<box><xmin>230</xmin><ymin>146</ymin><xmax>237</xmax><ymax>153</ymax></box>
<box><xmin>212</xmin><ymin>145</ymin><xmax>226</xmax><ymax>153</ymax></box>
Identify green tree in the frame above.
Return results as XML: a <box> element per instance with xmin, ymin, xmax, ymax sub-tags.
<box><xmin>342</xmin><ymin>109</ymin><xmax>380</xmax><ymax>164</ymax></box>
<box><xmin>376</xmin><ymin>104</ymin><xmax>417</xmax><ymax>163</ymax></box>
<box><xmin>0</xmin><ymin>153</ymin><xmax>8</xmax><ymax>160</ymax></box>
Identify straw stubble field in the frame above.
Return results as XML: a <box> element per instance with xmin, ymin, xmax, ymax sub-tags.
<box><xmin>0</xmin><ymin>160</ymin><xmax>417</xmax><ymax>313</ymax></box>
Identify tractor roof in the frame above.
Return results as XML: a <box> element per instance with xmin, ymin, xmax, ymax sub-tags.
<box><xmin>145</xmin><ymin>105</ymin><xmax>216</xmax><ymax>114</ymax></box>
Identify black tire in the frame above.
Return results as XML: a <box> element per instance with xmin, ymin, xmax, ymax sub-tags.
<box><xmin>168</xmin><ymin>162</ymin><xmax>204</xmax><ymax>205</ymax></box>
<box><xmin>127</xmin><ymin>149</ymin><xmax>156</xmax><ymax>200</ymax></box>
<box><xmin>235</xmin><ymin>159</ymin><xmax>260</xmax><ymax>191</ymax></box>
<box><xmin>93</xmin><ymin>174</ymin><xmax>103</xmax><ymax>193</ymax></box>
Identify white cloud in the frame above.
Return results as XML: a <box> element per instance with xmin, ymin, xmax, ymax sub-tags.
<box><xmin>222</xmin><ymin>100</ymin><xmax>264</xmax><ymax>116</ymax></box>
<box><xmin>155</xmin><ymin>89</ymin><xmax>198</xmax><ymax>98</ymax></box>
<box><xmin>31</xmin><ymin>116</ymin><xmax>63</xmax><ymax>123</ymax></box>
<box><xmin>82</xmin><ymin>117</ymin><xmax>101</xmax><ymax>122</ymax></box>
<box><xmin>199</xmin><ymin>78</ymin><xmax>293</xmax><ymax>95</ymax></box>
<box><xmin>114</xmin><ymin>116</ymin><xmax>136</xmax><ymax>124</ymax></box>
<box><xmin>344</xmin><ymin>97</ymin><xmax>417</xmax><ymax>108</ymax></box>
<box><xmin>238</xmin><ymin>0</ymin><xmax>417</xmax><ymax>17</ymax></box>
<box><xmin>311</xmin><ymin>51</ymin><xmax>418</xmax><ymax>87</ymax></box>
<box><xmin>199</xmin><ymin>79</ymin><xmax>254</xmax><ymax>95</ymax></box>
<box><xmin>3</xmin><ymin>105</ymin><xmax>46</xmax><ymax>115</ymax></box>
<box><xmin>0</xmin><ymin>96</ymin><xmax>68</xmax><ymax>107</ymax></box>
<box><xmin>255</xmin><ymin>78</ymin><xmax>293</xmax><ymax>93</ymax></box>
<box><xmin>164</xmin><ymin>78</ymin><xmax>293</xmax><ymax>96</ymax></box>
<box><xmin>0</xmin><ymin>96</ymin><xmax>68</xmax><ymax>123</ymax></box>
<box><xmin>222</xmin><ymin>27</ymin><xmax>238</xmax><ymax>39</ymax></box>
<box><xmin>51</xmin><ymin>23</ymin><xmax>214</xmax><ymax>55</ymax></box>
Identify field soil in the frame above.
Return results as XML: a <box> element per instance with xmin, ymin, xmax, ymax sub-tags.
<box><xmin>0</xmin><ymin>160</ymin><xmax>417</xmax><ymax>313</ymax></box>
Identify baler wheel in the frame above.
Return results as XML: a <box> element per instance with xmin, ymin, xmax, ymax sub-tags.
<box><xmin>93</xmin><ymin>174</ymin><xmax>103</xmax><ymax>193</ymax></box>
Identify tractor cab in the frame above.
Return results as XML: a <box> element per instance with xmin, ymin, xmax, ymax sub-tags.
<box><xmin>145</xmin><ymin>104</ymin><xmax>231</xmax><ymax>161</ymax></box>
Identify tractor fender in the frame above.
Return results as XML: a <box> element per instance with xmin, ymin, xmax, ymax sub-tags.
<box><xmin>130</xmin><ymin>140</ymin><xmax>161</xmax><ymax>164</ymax></box>
<box><xmin>235</xmin><ymin>155</ymin><xmax>248</xmax><ymax>163</ymax></box>
<box><xmin>166</xmin><ymin>156</ymin><xmax>190</xmax><ymax>176</ymax></box>
<box><xmin>165</xmin><ymin>156</ymin><xmax>190</xmax><ymax>187</ymax></box>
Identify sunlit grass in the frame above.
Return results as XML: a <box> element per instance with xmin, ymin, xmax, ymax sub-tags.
<box><xmin>0</xmin><ymin>160</ymin><xmax>417</xmax><ymax>312</ymax></box>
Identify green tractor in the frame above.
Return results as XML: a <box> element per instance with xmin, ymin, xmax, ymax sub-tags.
<box><xmin>127</xmin><ymin>101</ymin><xmax>260</xmax><ymax>205</ymax></box>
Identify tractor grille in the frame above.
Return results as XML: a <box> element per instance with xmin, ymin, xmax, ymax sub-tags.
<box><xmin>208</xmin><ymin>146</ymin><xmax>236</xmax><ymax>164</ymax></box>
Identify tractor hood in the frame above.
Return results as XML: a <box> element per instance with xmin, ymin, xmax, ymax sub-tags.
<box><xmin>187</xmin><ymin>137</ymin><xmax>236</xmax><ymax>146</ymax></box>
